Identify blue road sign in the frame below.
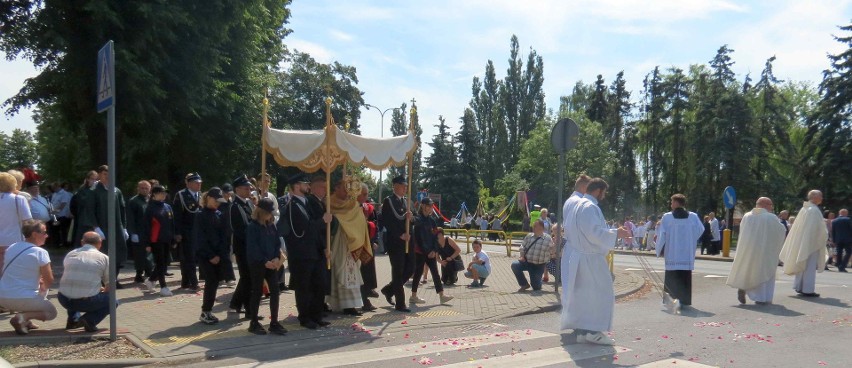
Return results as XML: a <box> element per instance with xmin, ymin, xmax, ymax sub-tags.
<box><xmin>97</xmin><ymin>41</ymin><xmax>114</xmax><ymax>112</ymax></box>
<box><xmin>723</xmin><ymin>186</ymin><xmax>736</xmax><ymax>209</ymax></box>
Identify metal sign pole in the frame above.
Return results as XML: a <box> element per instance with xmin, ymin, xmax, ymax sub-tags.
<box><xmin>98</xmin><ymin>40</ymin><xmax>117</xmax><ymax>342</ymax></box>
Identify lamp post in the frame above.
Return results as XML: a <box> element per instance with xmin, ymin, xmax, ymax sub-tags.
<box><xmin>365</xmin><ymin>104</ymin><xmax>399</xmax><ymax>203</ymax></box>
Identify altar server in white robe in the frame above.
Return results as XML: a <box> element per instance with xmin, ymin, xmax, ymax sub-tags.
<box><xmin>561</xmin><ymin>178</ymin><xmax>629</xmax><ymax>345</ymax></box>
<box><xmin>559</xmin><ymin>174</ymin><xmax>591</xmax><ymax>290</ymax></box>
<box><xmin>726</xmin><ymin>197</ymin><xmax>786</xmax><ymax>304</ymax></box>
<box><xmin>655</xmin><ymin>193</ymin><xmax>704</xmax><ymax>306</ymax></box>
<box><xmin>779</xmin><ymin>190</ymin><xmax>828</xmax><ymax>297</ymax></box>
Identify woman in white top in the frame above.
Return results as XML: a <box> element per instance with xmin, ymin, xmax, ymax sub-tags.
<box><xmin>0</xmin><ymin>219</ymin><xmax>57</xmax><ymax>335</ymax></box>
<box><xmin>0</xmin><ymin>172</ymin><xmax>33</xmax><ymax>277</ymax></box>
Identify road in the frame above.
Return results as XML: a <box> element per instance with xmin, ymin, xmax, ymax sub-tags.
<box><xmin>184</xmin><ymin>256</ymin><xmax>850</xmax><ymax>367</ymax></box>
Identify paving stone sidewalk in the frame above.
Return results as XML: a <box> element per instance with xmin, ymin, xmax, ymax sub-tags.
<box><xmin>0</xmin><ymin>249</ymin><xmax>646</xmax><ymax>364</ymax></box>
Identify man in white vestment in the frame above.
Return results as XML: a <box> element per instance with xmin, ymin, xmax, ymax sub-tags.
<box><xmin>559</xmin><ymin>174</ymin><xmax>591</xmax><ymax>293</ymax></box>
<box><xmin>779</xmin><ymin>190</ymin><xmax>828</xmax><ymax>297</ymax></box>
<box><xmin>726</xmin><ymin>197</ymin><xmax>786</xmax><ymax>304</ymax></box>
<box><xmin>561</xmin><ymin>178</ymin><xmax>629</xmax><ymax>345</ymax></box>
<box><xmin>655</xmin><ymin>194</ymin><xmax>704</xmax><ymax>306</ymax></box>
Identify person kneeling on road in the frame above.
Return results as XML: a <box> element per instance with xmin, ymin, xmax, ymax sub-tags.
<box><xmin>58</xmin><ymin>231</ymin><xmax>114</xmax><ymax>333</ymax></box>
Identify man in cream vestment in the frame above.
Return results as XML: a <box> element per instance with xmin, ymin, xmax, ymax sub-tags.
<box><xmin>779</xmin><ymin>190</ymin><xmax>828</xmax><ymax>297</ymax></box>
<box><xmin>327</xmin><ymin>178</ymin><xmax>373</xmax><ymax>314</ymax></box>
<box><xmin>726</xmin><ymin>197</ymin><xmax>786</xmax><ymax>304</ymax></box>
<box><xmin>561</xmin><ymin>178</ymin><xmax>629</xmax><ymax>346</ymax></box>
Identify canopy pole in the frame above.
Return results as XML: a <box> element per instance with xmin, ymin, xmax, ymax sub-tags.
<box><xmin>325</xmin><ymin>97</ymin><xmax>333</xmax><ymax>269</ymax></box>
<box><xmin>261</xmin><ymin>88</ymin><xmax>269</xmax><ymax>196</ymax></box>
<box><xmin>405</xmin><ymin>104</ymin><xmax>416</xmax><ymax>253</ymax></box>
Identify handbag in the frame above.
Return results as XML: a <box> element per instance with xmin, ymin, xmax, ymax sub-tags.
<box><xmin>452</xmin><ymin>257</ymin><xmax>465</xmax><ymax>272</ymax></box>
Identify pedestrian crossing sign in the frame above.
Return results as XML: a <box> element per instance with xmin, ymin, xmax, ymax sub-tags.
<box><xmin>97</xmin><ymin>41</ymin><xmax>114</xmax><ymax>113</ymax></box>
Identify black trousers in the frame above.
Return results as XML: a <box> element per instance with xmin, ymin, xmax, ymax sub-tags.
<box><xmin>381</xmin><ymin>249</ymin><xmax>416</xmax><ymax>309</ymax></box>
<box><xmin>412</xmin><ymin>253</ymin><xmax>443</xmax><ymax>294</ymax></box>
<box><xmin>836</xmin><ymin>242</ymin><xmax>851</xmax><ymax>270</ymax></box>
<box><xmin>229</xmin><ymin>253</ymin><xmax>251</xmax><ymax>311</ymax></box>
<box><xmin>199</xmin><ymin>260</ymin><xmax>222</xmax><ymax>312</ymax></box>
<box><xmin>441</xmin><ymin>262</ymin><xmax>458</xmax><ymax>284</ymax></box>
<box><xmin>290</xmin><ymin>258</ymin><xmax>326</xmax><ymax>324</ymax></box>
<box><xmin>360</xmin><ymin>259</ymin><xmax>377</xmax><ymax>306</ymax></box>
<box><xmin>664</xmin><ymin>270</ymin><xmax>692</xmax><ymax>305</ymax></box>
<box><xmin>148</xmin><ymin>242</ymin><xmax>169</xmax><ymax>288</ymax></box>
<box><xmin>130</xmin><ymin>241</ymin><xmax>153</xmax><ymax>277</ymax></box>
<box><xmin>179</xmin><ymin>237</ymin><xmax>198</xmax><ymax>288</ymax></box>
<box><xmin>249</xmin><ymin>264</ymin><xmax>280</xmax><ymax>323</ymax></box>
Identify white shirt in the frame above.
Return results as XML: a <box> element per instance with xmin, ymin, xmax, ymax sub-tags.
<box><xmin>634</xmin><ymin>225</ymin><xmax>647</xmax><ymax>239</ymax></box>
<box><xmin>29</xmin><ymin>195</ymin><xmax>52</xmax><ymax>222</ymax></box>
<box><xmin>656</xmin><ymin>209</ymin><xmax>705</xmax><ymax>271</ymax></box>
<box><xmin>0</xmin><ymin>193</ymin><xmax>32</xmax><ymax>246</ymax></box>
<box><xmin>0</xmin><ymin>241</ymin><xmax>50</xmax><ymax>299</ymax></box>
<box><xmin>51</xmin><ymin>189</ymin><xmax>72</xmax><ymax>218</ymax></box>
<box><xmin>710</xmin><ymin>218</ymin><xmax>721</xmax><ymax>241</ymax></box>
<box><xmin>59</xmin><ymin>245</ymin><xmax>109</xmax><ymax>299</ymax></box>
<box><xmin>474</xmin><ymin>250</ymin><xmax>491</xmax><ymax>273</ymax></box>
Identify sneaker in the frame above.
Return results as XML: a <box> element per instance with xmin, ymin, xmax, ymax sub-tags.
<box><xmin>199</xmin><ymin>312</ymin><xmax>219</xmax><ymax>325</ymax></box>
<box><xmin>468</xmin><ymin>281</ymin><xmax>480</xmax><ymax>287</ymax></box>
<box><xmin>409</xmin><ymin>295</ymin><xmax>426</xmax><ymax>303</ymax></box>
<box><xmin>160</xmin><ymin>287</ymin><xmax>173</xmax><ymax>296</ymax></box>
<box><xmin>269</xmin><ymin>322</ymin><xmax>288</xmax><ymax>335</ymax></box>
<box><xmin>248</xmin><ymin>321</ymin><xmax>267</xmax><ymax>335</ymax></box>
<box><xmin>144</xmin><ymin>279</ymin><xmax>156</xmax><ymax>291</ymax></box>
<box><xmin>439</xmin><ymin>295</ymin><xmax>454</xmax><ymax>304</ymax></box>
<box><xmin>479</xmin><ymin>277</ymin><xmax>486</xmax><ymax>286</ymax></box>
<box><xmin>584</xmin><ymin>332</ymin><xmax>615</xmax><ymax>345</ymax></box>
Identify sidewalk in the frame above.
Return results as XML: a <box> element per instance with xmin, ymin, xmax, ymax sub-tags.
<box><xmin>0</xmin><ymin>249</ymin><xmax>645</xmax><ymax>365</ymax></box>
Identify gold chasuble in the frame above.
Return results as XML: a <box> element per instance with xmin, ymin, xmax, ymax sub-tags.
<box><xmin>330</xmin><ymin>196</ymin><xmax>373</xmax><ymax>264</ymax></box>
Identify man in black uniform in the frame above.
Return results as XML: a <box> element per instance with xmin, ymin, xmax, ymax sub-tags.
<box><xmin>379</xmin><ymin>175</ymin><xmax>414</xmax><ymax>312</ymax></box>
<box><xmin>279</xmin><ymin>172</ymin><xmax>332</xmax><ymax>329</ymax></box>
<box><xmin>173</xmin><ymin>172</ymin><xmax>202</xmax><ymax>291</ymax></box>
<box><xmin>226</xmin><ymin>175</ymin><xmax>255</xmax><ymax>317</ymax></box>
<box><xmin>306</xmin><ymin>173</ymin><xmax>332</xmax><ymax>311</ymax></box>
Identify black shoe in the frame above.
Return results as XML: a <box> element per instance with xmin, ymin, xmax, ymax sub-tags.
<box><xmin>381</xmin><ymin>288</ymin><xmax>394</xmax><ymax>306</ymax></box>
<box><xmin>65</xmin><ymin>320</ymin><xmax>85</xmax><ymax>330</ymax></box>
<box><xmin>269</xmin><ymin>322</ymin><xmax>288</xmax><ymax>335</ymax></box>
<box><xmin>368</xmin><ymin>290</ymin><xmax>379</xmax><ymax>298</ymax></box>
<box><xmin>300</xmin><ymin>320</ymin><xmax>319</xmax><ymax>329</ymax></box>
<box><xmin>737</xmin><ymin>289</ymin><xmax>746</xmax><ymax>304</ymax></box>
<box><xmin>279</xmin><ymin>283</ymin><xmax>289</xmax><ymax>291</ymax></box>
<box><xmin>248</xmin><ymin>321</ymin><xmax>267</xmax><ymax>335</ymax></box>
<box><xmin>395</xmin><ymin>307</ymin><xmax>411</xmax><ymax>313</ymax></box>
<box><xmin>343</xmin><ymin>308</ymin><xmax>363</xmax><ymax>317</ymax></box>
<box><xmin>839</xmin><ymin>269</ymin><xmax>848</xmax><ymax>273</ymax></box>
<box><xmin>362</xmin><ymin>304</ymin><xmax>378</xmax><ymax>312</ymax></box>
<box><xmin>165</xmin><ymin>272</ymin><xmax>174</xmax><ymax>277</ymax></box>
<box><xmin>115</xmin><ymin>283</ymin><xmax>125</xmax><ymax>290</ymax></box>
<box><xmin>800</xmin><ymin>292</ymin><xmax>820</xmax><ymax>297</ymax></box>
<box><xmin>80</xmin><ymin>319</ymin><xmax>98</xmax><ymax>333</ymax></box>
<box><xmin>134</xmin><ymin>275</ymin><xmax>144</xmax><ymax>283</ymax></box>
<box><xmin>315</xmin><ymin>320</ymin><xmax>331</xmax><ymax>327</ymax></box>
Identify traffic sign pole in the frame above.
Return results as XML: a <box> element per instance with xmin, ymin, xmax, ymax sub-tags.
<box><xmin>97</xmin><ymin>40</ymin><xmax>117</xmax><ymax>342</ymax></box>
<box><xmin>550</xmin><ymin>118</ymin><xmax>579</xmax><ymax>294</ymax></box>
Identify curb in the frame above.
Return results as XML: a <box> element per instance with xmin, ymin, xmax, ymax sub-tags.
<box><xmin>613</xmin><ymin>249</ymin><xmax>734</xmax><ymax>262</ymax></box>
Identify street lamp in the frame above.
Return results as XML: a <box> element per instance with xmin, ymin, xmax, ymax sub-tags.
<box><xmin>365</xmin><ymin>103</ymin><xmax>399</xmax><ymax>204</ymax></box>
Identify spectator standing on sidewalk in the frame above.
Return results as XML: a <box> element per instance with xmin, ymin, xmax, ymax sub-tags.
<box><xmin>195</xmin><ymin>187</ymin><xmax>230</xmax><ymax>325</ymax></box>
<box><xmin>142</xmin><ymin>185</ymin><xmax>176</xmax><ymax>297</ymax></box>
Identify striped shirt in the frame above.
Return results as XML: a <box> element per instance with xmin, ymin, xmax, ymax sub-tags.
<box><xmin>59</xmin><ymin>245</ymin><xmax>109</xmax><ymax>299</ymax></box>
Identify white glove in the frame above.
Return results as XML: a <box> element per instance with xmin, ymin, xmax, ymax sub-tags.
<box><xmin>123</xmin><ymin>229</ymin><xmax>129</xmax><ymax>241</ymax></box>
<box><xmin>131</xmin><ymin>234</ymin><xmax>139</xmax><ymax>243</ymax></box>
<box><xmin>94</xmin><ymin>227</ymin><xmax>105</xmax><ymax>240</ymax></box>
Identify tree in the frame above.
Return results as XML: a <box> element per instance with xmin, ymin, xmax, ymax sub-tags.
<box><xmin>455</xmin><ymin>108</ymin><xmax>481</xmax><ymax>210</ymax></box>
<box><xmin>804</xmin><ymin>23</ymin><xmax>852</xmax><ymax>206</ymax></box>
<box><xmin>638</xmin><ymin>67</ymin><xmax>666</xmax><ymax>211</ymax></box>
<box><xmin>0</xmin><ymin>129</ymin><xmax>39</xmax><ymax>171</ymax></box>
<box><xmin>2</xmin><ymin>0</ymin><xmax>292</xmax><ymax>190</ymax></box>
<box><xmin>422</xmin><ymin>116</ymin><xmax>468</xmax><ymax>211</ymax></box>
<box><xmin>388</xmin><ymin>101</ymin><xmax>423</xmax><ymax>186</ymax></box>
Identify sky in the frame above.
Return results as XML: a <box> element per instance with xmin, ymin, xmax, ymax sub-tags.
<box><xmin>2</xmin><ymin>0</ymin><xmax>852</xmax><ymax>160</ymax></box>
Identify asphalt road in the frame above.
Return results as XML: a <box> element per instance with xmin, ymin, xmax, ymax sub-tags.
<box><xmin>182</xmin><ymin>257</ymin><xmax>850</xmax><ymax>367</ymax></box>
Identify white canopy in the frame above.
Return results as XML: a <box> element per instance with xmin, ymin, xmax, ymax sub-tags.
<box><xmin>264</xmin><ymin>124</ymin><xmax>417</xmax><ymax>172</ymax></box>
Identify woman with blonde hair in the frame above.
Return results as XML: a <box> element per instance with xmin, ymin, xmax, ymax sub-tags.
<box><xmin>0</xmin><ymin>172</ymin><xmax>33</xmax><ymax>278</ymax></box>
<box><xmin>0</xmin><ymin>219</ymin><xmax>57</xmax><ymax>334</ymax></box>
<box><xmin>245</xmin><ymin>198</ymin><xmax>286</xmax><ymax>335</ymax></box>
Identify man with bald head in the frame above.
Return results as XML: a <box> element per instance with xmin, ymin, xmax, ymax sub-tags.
<box><xmin>726</xmin><ymin>197</ymin><xmax>787</xmax><ymax>304</ymax></box>
<box><xmin>779</xmin><ymin>190</ymin><xmax>829</xmax><ymax>297</ymax></box>
<box><xmin>58</xmin><ymin>231</ymin><xmax>113</xmax><ymax>332</ymax></box>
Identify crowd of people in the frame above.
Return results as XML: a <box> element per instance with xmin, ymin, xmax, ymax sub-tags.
<box><xmin>2</xmin><ymin>165</ymin><xmax>849</xmax><ymax>345</ymax></box>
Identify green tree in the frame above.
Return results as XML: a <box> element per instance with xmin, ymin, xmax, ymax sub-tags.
<box><xmin>455</xmin><ymin>108</ymin><xmax>481</xmax><ymax>210</ymax></box>
<box><xmin>804</xmin><ymin>23</ymin><xmax>852</xmax><ymax>206</ymax></box>
<box><xmin>388</xmin><ymin>102</ymin><xmax>423</xmax><ymax>186</ymax></box>
<box><xmin>638</xmin><ymin>67</ymin><xmax>666</xmax><ymax>211</ymax></box>
<box><xmin>2</xmin><ymin>0</ymin><xmax>292</xmax><ymax>190</ymax></box>
<box><xmin>0</xmin><ymin>129</ymin><xmax>39</xmax><ymax>170</ymax></box>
